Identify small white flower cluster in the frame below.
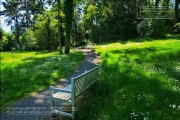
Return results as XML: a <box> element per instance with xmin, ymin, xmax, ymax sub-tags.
<box><xmin>169</xmin><ymin>104</ymin><xmax>180</xmax><ymax>110</ymax></box>
<box><xmin>130</xmin><ymin>110</ymin><xmax>149</xmax><ymax>119</ymax></box>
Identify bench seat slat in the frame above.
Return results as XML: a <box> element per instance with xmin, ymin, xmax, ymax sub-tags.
<box><xmin>52</xmin><ymin>85</ymin><xmax>72</xmax><ymax>100</ymax></box>
<box><xmin>53</xmin><ymin>92</ymin><xmax>71</xmax><ymax>100</ymax></box>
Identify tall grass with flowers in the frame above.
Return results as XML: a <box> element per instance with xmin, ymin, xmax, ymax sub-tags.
<box><xmin>0</xmin><ymin>50</ymin><xmax>85</xmax><ymax>110</ymax></box>
<box><xmin>74</xmin><ymin>35</ymin><xmax>180</xmax><ymax>120</ymax></box>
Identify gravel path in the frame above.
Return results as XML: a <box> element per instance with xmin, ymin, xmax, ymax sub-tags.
<box><xmin>1</xmin><ymin>49</ymin><xmax>101</xmax><ymax>120</ymax></box>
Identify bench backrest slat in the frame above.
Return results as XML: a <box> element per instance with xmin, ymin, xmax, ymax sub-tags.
<box><xmin>72</xmin><ymin>65</ymin><xmax>101</xmax><ymax>97</ymax></box>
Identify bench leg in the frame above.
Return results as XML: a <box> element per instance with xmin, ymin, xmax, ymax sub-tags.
<box><xmin>72</xmin><ymin>107</ymin><xmax>75</xmax><ymax>120</ymax></box>
<box><xmin>50</xmin><ymin>86</ymin><xmax>55</xmax><ymax>117</ymax></box>
<box><xmin>71</xmin><ymin>78</ymin><xmax>75</xmax><ymax>120</ymax></box>
<box><xmin>72</xmin><ymin>99</ymin><xmax>75</xmax><ymax>119</ymax></box>
<box><xmin>50</xmin><ymin>99</ymin><xmax>55</xmax><ymax>116</ymax></box>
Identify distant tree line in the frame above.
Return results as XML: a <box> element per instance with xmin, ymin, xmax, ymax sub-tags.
<box><xmin>0</xmin><ymin>0</ymin><xmax>179</xmax><ymax>52</ymax></box>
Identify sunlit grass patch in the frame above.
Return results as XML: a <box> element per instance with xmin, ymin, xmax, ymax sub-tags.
<box><xmin>0</xmin><ymin>50</ymin><xmax>85</xmax><ymax>110</ymax></box>
<box><xmin>76</xmin><ymin>38</ymin><xmax>180</xmax><ymax>119</ymax></box>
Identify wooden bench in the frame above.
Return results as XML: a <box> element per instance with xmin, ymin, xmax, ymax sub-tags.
<box><xmin>50</xmin><ymin>65</ymin><xmax>101</xmax><ymax>119</ymax></box>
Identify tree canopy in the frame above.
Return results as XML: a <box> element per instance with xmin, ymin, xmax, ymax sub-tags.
<box><xmin>1</xmin><ymin>0</ymin><xmax>179</xmax><ymax>52</ymax></box>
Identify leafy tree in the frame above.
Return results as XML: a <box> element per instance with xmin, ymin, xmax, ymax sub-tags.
<box><xmin>0</xmin><ymin>27</ymin><xmax>3</xmax><ymax>41</ymax></box>
<box><xmin>97</xmin><ymin>0</ymin><xmax>138</xmax><ymax>41</ymax></box>
<box><xmin>21</xmin><ymin>28</ymin><xmax>37</xmax><ymax>50</ymax></box>
<box><xmin>72</xmin><ymin>3</ymin><xmax>83</xmax><ymax>46</ymax></box>
<box><xmin>34</xmin><ymin>10</ymin><xmax>59</xmax><ymax>51</ymax></box>
<box><xmin>82</xmin><ymin>4</ymin><xmax>98</xmax><ymax>42</ymax></box>
<box><xmin>0</xmin><ymin>29</ymin><xmax>15</xmax><ymax>51</ymax></box>
<box><xmin>139</xmin><ymin>0</ymin><xmax>169</xmax><ymax>38</ymax></box>
<box><xmin>2</xmin><ymin>0</ymin><xmax>45</xmax><ymax>47</ymax></box>
<box><xmin>19</xmin><ymin>0</ymin><xmax>45</xmax><ymax>28</ymax></box>
<box><xmin>43</xmin><ymin>0</ymin><xmax>65</xmax><ymax>54</ymax></box>
<box><xmin>0</xmin><ymin>28</ymin><xmax>7</xmax><ymax>51</ymax></box>
<box><xmin>80</xmin><ymin>0</ymin><xmax>103</xmax><ymax>43</ymax></box>
<box><xmin>2</xmin><ymin>0</ymin><xmax>21</xmax><ymax>45</ymax></box>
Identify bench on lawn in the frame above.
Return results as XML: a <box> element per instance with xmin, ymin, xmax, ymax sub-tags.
<box><xmin>50</xmin><ymin>65</ymin><xmax>101</xmax><ymax>119</ymax></box>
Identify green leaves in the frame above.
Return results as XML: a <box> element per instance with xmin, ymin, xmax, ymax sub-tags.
<box><xmin>34</xmin><ymin>10</ymin><xmax>60</xmax><ymax>51</ymax></box>
<box><xmin>147</xmin><ymin>19</ymin><xmax>167</xmax><ymax>38</ymax></box>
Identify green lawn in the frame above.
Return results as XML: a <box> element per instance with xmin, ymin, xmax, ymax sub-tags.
<box><xmin>75</xmin><ymin>35</ymin><xmax>180</xmax><ymax>119</ymax></box>
<box><xmin>0</xmin><ymin>50</ymin><xmax>85</xmax><ymax>110</ymax></box>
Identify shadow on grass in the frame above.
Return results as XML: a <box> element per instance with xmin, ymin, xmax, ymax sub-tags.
<box><xmin>75</xmin><ymin>46</ymin><xmax>180</xmax><ymax>119</ymax></box>
<box><xmin>98</xmin><ymin>34</ymin><xmax>180</xmax><ymax>47</ymax></box>
<box><xmin>0</xmin><ymin>51</ymin><xmax>84</xmax><ymax>109</ymax></box>
<box><xmin>165</xmin><ymin>34</ymin><xmax>180</xmax><ymax>40</ymax></box>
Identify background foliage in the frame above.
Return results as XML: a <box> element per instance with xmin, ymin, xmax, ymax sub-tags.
<box><xmin>1</xmin><ymin>0</ymin><xmax>179</xmax><ymax>52</ymax></box>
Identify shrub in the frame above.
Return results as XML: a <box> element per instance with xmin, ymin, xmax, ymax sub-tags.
<box><xmin>147</xmin><ymin>19</ymin><xmax>167</xmax><ymax>38</ymax></box>
<box><xmin>1</xmin><ymin>31</ymin><xmax>16</xmax><ymax>51</ymax></box>
<box><xmin>174</xmin><ymin>22</ymin><xmax>180</xmax><ymax>33</ymax></box>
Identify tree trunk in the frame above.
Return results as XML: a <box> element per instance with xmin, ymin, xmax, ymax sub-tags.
<box><xmin>65</xmin><ymin>40</ymin><xmax>70</xmax><ymax>54</ymax></box>
<box><xmin>57</xmin><ymin>0</ymin><xmax>63</xmax><ymax>55</ymax></box>
<box><xmin>164</xmin><ymin>0</ymin><xmax>170</xmax><ymax>5</ymax></box>
<box><xmin>175</xmin><ymin>0</ymin><xmax>179</xmax><ymax>21</ymax></box>
<box><xmin>155</xmin><ymin>0</ymin><xmax>160</xmax><ymax>6</ymax></box>
<box><xmin>64</xmin><ymin>0</ymin><xmax>74</xmax><ymax>54</ymax></box>
<box><xmin>15</xmin><ymin>15</ymin><xmax>20</xmax><ymax>46</ymax></box>
<box><xmin>47</xmin><ymin>17</ymin><xmax>51</xmax><ymax>52</ymax></box>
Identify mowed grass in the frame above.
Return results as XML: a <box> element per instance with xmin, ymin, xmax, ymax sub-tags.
<box><xmin>0</xmin><ymin>50</ymin><xmax>85</xmax><ymax>110</ymax></box>
<box><xmin>75</xmin><ymin>35</ymin><xmax>180</xmax><ymax>119</ymax></box>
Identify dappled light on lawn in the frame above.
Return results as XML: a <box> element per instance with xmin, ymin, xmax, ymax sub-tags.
<box><xmin>76</xmin><ymin>39</ymin><xmax>180</xmax><ymax>119</ymax></box>
<box><xmin>0</xmin><ymin>50</ymin><xmax>85</xmax><ymax>110</ymax></box>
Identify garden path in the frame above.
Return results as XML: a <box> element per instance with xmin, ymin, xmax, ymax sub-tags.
<box><xmin>1</xmin><ymin>49</ymin><xmax>101</xmax><ymax>120</ymax></box>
